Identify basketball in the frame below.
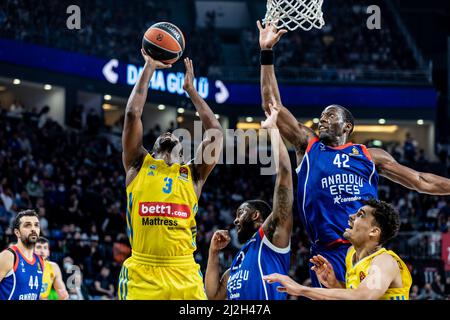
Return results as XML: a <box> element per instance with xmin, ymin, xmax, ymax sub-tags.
<box><xmin>142</xmin><ymin>22</ymin><xmax>185</xmax><ymax>64</ymax></box>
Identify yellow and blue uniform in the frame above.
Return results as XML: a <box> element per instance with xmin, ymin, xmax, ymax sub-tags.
<box><xmin>40</xmin><ymin>260</ymin><xmax>55</xmax><ymax>299</ymax></box>
<box><xmin>118</xmin><ymin>153</ymin><xmax>206</xmax><ymax>300</ymax></box>
<box><xmin>345</xmin><ymin>246</ymin><xmax>412</xmax><ymax>300</ymax></box>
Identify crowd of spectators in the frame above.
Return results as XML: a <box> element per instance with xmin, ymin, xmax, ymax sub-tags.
<box><xmin>0</xmin><ymin>0</ymin><xmax>222</xmax><ymax>76</ymax></box>
<box><xmin>242</xmin><ymin>0</ymin><xmax>422</xmax><ymax>81</ymax></box>
<box><xmin>0</xmin><ymin>101</ymin><xmax>449</xmax><ymax>299</ymax></box>
<box><xmin>0</xmin><ymin>0</ymin><xmax>422</xmax><ymax>80</ymax></box>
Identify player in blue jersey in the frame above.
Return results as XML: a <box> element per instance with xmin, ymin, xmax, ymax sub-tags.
<box><xmin>205</xmin><ymin>100</ymin><xmax>293</xmax><ymax>300</ymax></box>
<box><xmin>0</xmin><ymin>210</ymin><xmax>44</xmax><ymax>300</ymax></box>
<box><xmin>257</xmin><ymin>19</ymin><xmax>450</xmax><ymax>288</ymax></box>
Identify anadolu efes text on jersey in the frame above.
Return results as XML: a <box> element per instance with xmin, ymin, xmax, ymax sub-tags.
<box><xmin>227</xmin><ymin>227</ymin><xmax>290</xmax><ymax>300</ymax></box>
<box><xmin>296</xmin><ymin>138</ymin><xmax>379</xmax><ymax>245</ymax></box>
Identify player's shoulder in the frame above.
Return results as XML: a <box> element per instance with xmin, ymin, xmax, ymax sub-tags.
<box><xmin>371</xmin><ymin>251</ymin><xmax>399</xmax><ymax>270</ymax></box>
<box><xmin>0</xmin><ymin>249</ymin><xmax>15</xmax><ymax>270</ymax></box>
<box><xmin>49</xmin><ymin>261</ymin><xmax>61</xmax><ymax>270</ymax></box>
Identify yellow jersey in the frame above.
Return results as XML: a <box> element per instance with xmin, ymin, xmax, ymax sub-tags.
<box><xmin>345</xmin><ymin>247</ymin><xmax>412</xmax><ymax>300</ymax></box>
<box><xmin>125</xmin><ymin>153</ymin><xmax>199</xmax><ymax>259</ymax></box>
<box><xmin>40</xmin><ymin>260</ymin><xmax>55</xmax><ymax>299</ymax></box>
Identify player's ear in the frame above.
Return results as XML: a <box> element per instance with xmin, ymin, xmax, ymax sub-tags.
<box><xmin>369</xmin><ymin>226</ymin><xmax>381</xmax><ymax>240</ymax></box>
<box><xmin>344</xmin><ymin>122</ymin><xmax>353</xmax><ymax>135</ymax></box>
<box><xmin>252</xmin><ymin>210</ymin><xmax>261</xmax><ymax>222</ymax></box>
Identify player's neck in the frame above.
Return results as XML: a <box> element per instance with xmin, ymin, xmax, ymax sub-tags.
<box><xmin>324</xmin><ymin>136</ymin><xmax>348</xmax><ymax>148</ymax></box>
<box><xmin>353</xmin><ymin>243</ymin><xmax>382</xmax><ymax>263</ymax></box>
<box><xmin>16</xmin><ymin>241</ymin><xmax>35</xmax><ymax>261</ymax></box>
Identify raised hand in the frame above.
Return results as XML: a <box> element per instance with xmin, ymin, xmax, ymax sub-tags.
<box><xmin>310</xmin><ymin>255</ymin><xmax>340</xmax><ymax>288</ymax></box>
<box><xmin>141</xmin><ymin>48</ymin><xmax>172</xmax><ymax>69</ymax></box>
<box><xmin>182</xmin><ymin>57</ymin><xmax>195</xmax><ymax>92</ymax></box>
<box><xmin>257</xmin><ymin>20</ymin><xmax>288</xmax><ymax>50</ymax></box>
<box><xmin>210</xmin><ymin>230</ymin><xmax>231</xmax><ymax>253</ymax></box>
<box><xmin>261</xmin><ymin>99</ymin><xmax>281</xmax><ymax>129</ymax></box>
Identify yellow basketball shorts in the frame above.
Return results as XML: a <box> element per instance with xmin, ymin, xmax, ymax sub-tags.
<box><xmin>117</xmin><ymin>254</ymin><xmax>207</xmax><ymax>300</ymax></box>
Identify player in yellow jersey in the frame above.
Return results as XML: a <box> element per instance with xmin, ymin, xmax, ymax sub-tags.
<box><xmin>34</xmin><ymin>237</ymin><xmax>69</xmax><ymax>300</ymax></box>
<box><xmin>263</xmin><ymin>199</ymin><xmax>412</xmax><ymax>300</ymax></box>
<box><xmin>119</xmin><ymin>49</ymin><xmax>223</xmax><ymax>300</ymax></box>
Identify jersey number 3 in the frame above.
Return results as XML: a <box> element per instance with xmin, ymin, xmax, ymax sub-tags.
<box><xmin>162</xmin><ymin>177</ymin><xmax>173</xmax><ymax>194</ymax></box>
<box><xmin>333</xmin><ymin>154</ymin><xmax>350</xmax><ymax>168</ymax></box>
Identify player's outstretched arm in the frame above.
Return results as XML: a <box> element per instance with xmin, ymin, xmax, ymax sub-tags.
<box><xmin>257</xmin><ymin>20</ymin><xmax>317</xmax><ymax>162</ymax></box>
<box><xmin>261</xmin><ymin>100</ymin><xmax>293</xmax><ymax>249</ymax></box>
<box><xmin>264</xmin><ymin>253</ymin><xmax>399</xmax><ymax>300</ymax></box>
<box><xmin>369</xmin><ymin>148</ymin><xmax>450</xmax><ymax>195</ymax></box>
<box><xmin>205</xmin><ymin>230</ymin><xmax>231</xmax><ymax>300</ymax></box>
<box><xmin>51</xmin><ymin>262</ymin><xmax>69</xmax><ymax>300</ymax></box>
<box><xmin>183</xmin><ymin>58</ymin><xmax>224</xmax><ymax>197</ymax></box>
<box><xmin>0</xmin><ymin>250</ymin><xmax>14</xmax><ymax>283</ymax></box>
<box><xmin>122</xmin><ymin>49</ymin><xmax>172</xmax><ymax>175</ymax></box>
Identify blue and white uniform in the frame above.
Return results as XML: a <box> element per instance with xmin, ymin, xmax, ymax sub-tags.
<box><xmin>0</xmin><ymin>245</ymin><xmax>44</xmax><ymax>300</ymax></box>
<box><xmin>296</xmin><ymin>138</ymin><xmax>378</xmax><ymax>287</ymax></box>
<box><xmin>227</xmin><ymin>227</ymin><xmax>290</xmax><ymax>300</ymax></box>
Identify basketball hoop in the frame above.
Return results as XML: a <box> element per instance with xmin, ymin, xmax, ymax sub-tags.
<box><xmin>264</xmin><ymin>0</ymin><xmax>325</xmax><ymax>31</ymax></box>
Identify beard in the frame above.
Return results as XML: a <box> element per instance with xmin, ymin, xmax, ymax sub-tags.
<box><xmin>237</xmin><ymin>219</ymin><xmax>257</xmax><ymax>244</ymax></box>
<box><xmin>319</xmin><ymin>131</ymin><xmax>336</xmax><ymax>145</ymax></box>
<box><xmin>158</xmin><ymin>138</ymin><xmax>178</xmax><ymax>153</ymax></box>
<box><xmin>21</xmin><ymin>233</ymin><xmax>38</xmax><ymax>248</ymax></box>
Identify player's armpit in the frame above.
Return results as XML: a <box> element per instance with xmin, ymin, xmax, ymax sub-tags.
<box><xmin>369</xmin><ymin>148</ymin><xmax>450</xmax><ymax>195</ymax></box>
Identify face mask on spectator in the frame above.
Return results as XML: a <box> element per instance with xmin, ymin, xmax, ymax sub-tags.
<box><xmin>64</xmin><ymin>262</ymin><xmax>73</xmax><ymax>271</ymax></box>
<box><xmin>32</xmin><ymin>176</ymin><xmax>38</xmax><ymax>182</ymax></box>
<box><xmin>58</xmin><ymin>185</ymin><xmax>66</xmax><ymax>192</ymax></box>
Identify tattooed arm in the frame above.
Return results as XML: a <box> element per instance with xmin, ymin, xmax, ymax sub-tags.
<box><xmin>261</xmin><ymin>101</ymin><xmax>294</xmax><ymax>248</ymax></box>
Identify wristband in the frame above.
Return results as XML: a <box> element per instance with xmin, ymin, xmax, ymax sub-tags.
<box><xmin>260</xmin><ymin>50</ymin><xmax>274</xmax><ymax>65</ymax></box>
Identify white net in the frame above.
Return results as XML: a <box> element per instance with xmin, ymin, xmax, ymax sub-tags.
<box><xmin>264</xmin><ymin>0</ymin><xmax>325</xmax><ymax>31</ymax></box>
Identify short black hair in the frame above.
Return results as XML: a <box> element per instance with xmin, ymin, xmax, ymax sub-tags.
<box><xmin>13</xmin><ymin>209</ymin><xmax>39</xmax><ymax>231</ymax></box>
<box><xmin>332</xmin><ymin>104</ymin><xmax>355</xmax><ymax>135</ymax></box>
<box><xmin>246</xmin><ymin>200</ymin><xmax>272</xmax><ymax>221</ymax></box>
<box><xmin>37</xmin><ymin>237</ymin><xmax>49</xmax><ymax>244</ymax></box>
<box><xmin>363</xmin><ymin>199</ymin><xmax>400</xmax><ymax>244</ymax></box>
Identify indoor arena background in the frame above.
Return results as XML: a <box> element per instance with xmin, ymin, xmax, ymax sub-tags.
<box><xmin>0</xmin><ymin>0</ymin><xmax>449</xmax><ymax>300</ymax></box>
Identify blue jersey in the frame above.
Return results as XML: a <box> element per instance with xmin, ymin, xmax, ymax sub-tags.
<box><xmin>296</xmin><ymin>138</ymin><xmax>379</xmax><ymax>246</ymax></box>
<box><xmin>227</xmin><ymin>227</ymin><xmax>290</xmax><ymax>300</ymax></box>
<box><xmin>0</xmin><ymin>246</ymin><xmax>44</xmax><ymax>300</ymax></box>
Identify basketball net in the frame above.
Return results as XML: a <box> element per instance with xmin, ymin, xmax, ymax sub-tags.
<box><xmin>264</xmin><ymin>0</ymin><xmax>325</xmax><ymax>31</ymax></box>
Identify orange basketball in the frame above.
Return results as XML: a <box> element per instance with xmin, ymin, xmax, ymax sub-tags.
<box><xmin>142</xmin><ymin>22</ymin><xmax>185</xmax><ymax>64</ymax></box>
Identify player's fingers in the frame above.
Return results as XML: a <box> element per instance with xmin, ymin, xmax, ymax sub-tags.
<box><xmin>276</xmin><ymin>286</ymin><xmax>287</xmax><ymax>293</ymax></box>
<box><xmin>317</xmin><ymin>255</ymin><xmax>330</xmax><ymax>266</ymax></box>
<box><xmin>256</xmin><ymin>20</ymin><xmax>263</xmax><ymax>31</ymax></box>
<box><xmin>310</xmin><ymin>256</ymin><xmax>322</xmax><ymax>266</ymax></box>
<box><xmin>277</xmin><ymin>29</ymin><xmax>288</xmax><ymax>36</ymax></box>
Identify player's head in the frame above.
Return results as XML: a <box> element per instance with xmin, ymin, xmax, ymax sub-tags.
<box><xmin>344</xmin><ymin>199</ymin><xmax>400</xmax><ymax>247</ymax></box>
<box><xmin>234</xmin><ymin>200</ymin><xmax>271</xmax><ymax>243</ymax></box>
<box><xmin>13</xmin><ymin>209</ymin><xmax>40</xmax><ymax>248</ymax></box>
<box><xmin>152</xmin><ymin>132</ymin><xmax>183</xmax><ymax>162</ymax></box>
<box><xmin>35</xmin><ymin>237</ymin><xmax>50</xmax><ymax>260</ymax></box>
<box><xmin>319</xmin><ymin>105</ymin><xmax>354</xmax><ymax>144</ymax></box>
